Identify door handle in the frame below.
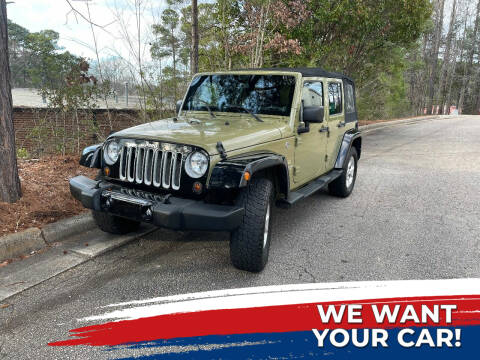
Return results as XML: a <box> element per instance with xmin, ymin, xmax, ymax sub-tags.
<box><xmin>337</xmin><ymin>122</ymin><xmax>346</xmax><ymax>128</ymax></box>
<box><xmin>319</xmin><ymin>126</ymin><xmax>329</xmax><ymax>133</ymax></box>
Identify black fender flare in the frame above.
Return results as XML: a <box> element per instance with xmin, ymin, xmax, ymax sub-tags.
<box><xmin>334</xmin><ymin>130</ymin><xmax>362</xmax><ymax>169</ymax></box>
<box><xmin>79</xmin><ymin>144</ymin><xmax>103</xmax><ymax>168</ymax></box>
<box><xmin>208</xmin><ymin>152</ymin><xmax>290</xmax><ymax>197</ymax></box>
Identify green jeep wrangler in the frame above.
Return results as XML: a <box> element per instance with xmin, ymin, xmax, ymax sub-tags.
<box><xmin>70</xmin><ymin>68</ymin><xmax>362</xmax><ymax>272</ymax></box>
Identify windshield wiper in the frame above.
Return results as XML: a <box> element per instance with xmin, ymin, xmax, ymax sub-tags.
<box><xmin>197</xmin><ymin>99</ymin><xmax>216</xmax><ymax>118</ymax></box>
<box><xmin>227</xmin><ymin>105</ymin><xmax>263</xmax><ymax>122</ymax></box>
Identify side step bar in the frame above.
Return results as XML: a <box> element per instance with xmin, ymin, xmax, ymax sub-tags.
<box><xmin>276</xmin><ymin>169</ymin><xmax>343</xmax><ymax>208</ymax></box>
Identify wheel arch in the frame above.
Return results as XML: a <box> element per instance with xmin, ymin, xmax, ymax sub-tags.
<box><xmin>334</xmin><ymin>130</ymin><xmax>362</xmax><ymax>169</ymax></box>
<box><xmin>80</xmin><ymin>144</ymin><xmax>103</xmax><ymax>168</ymax></box>
<box><xmin>208</xmin><ymin>152</ymin><xmax>290</xmax><ymax>198</ymax></box>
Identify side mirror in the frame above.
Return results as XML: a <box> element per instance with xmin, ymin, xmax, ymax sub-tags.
<box><xmin>303</xmin><ymin>106</ymin><xmax>324</xmax><ymax>123</ymax></box>
<box><xmin>297</xmin><ymin>122</ymin><xmax>309</xmax><ymax>134</ymax></box>
<box><xmin>176</xmin><ymin>100</ymin><xmax>182</xmax><ymax>115</ymax></box>
<box><xmin>79</xmin><ymin>144</ymin><xmax>102</xmax><ymax>168</ymax></box>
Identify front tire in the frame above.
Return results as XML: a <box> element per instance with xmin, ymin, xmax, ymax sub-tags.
<box><xmin>329</xmin><ymin>147</ymin><xmax>358</xmax><ymax>198</ymax></box>
<box><xmin>92</xmin><ymin>211</ymin><xmax>141</xmax><ymax>235</ymax></box>
<box><xmin>92</xmin><ymin>170</ymin><xmax>141</xmax><ymax>234</ymax></box>
<box><xmin>230</xmin><ymin>177</ymin><xmax>274</xmax><ymax>272</ymax></box>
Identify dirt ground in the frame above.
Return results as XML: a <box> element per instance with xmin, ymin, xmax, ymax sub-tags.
<box><xmin>0</xmin><ymin>156</ymin><xmax>97</xmax><ymax>236</ymax></box>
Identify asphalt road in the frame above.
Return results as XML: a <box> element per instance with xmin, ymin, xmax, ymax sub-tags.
<box><xmin>1</xmin><ymin>115</ymin><xmax>480</xmax><ymax>359</ymax></box>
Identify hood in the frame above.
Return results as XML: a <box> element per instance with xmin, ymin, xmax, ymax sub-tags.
<box><xmin>111</xmin><ymin>115</ymin><xmax>286</xmax><ymax>155</ymax></box>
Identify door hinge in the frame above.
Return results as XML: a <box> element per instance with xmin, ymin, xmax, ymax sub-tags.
<box><xmin>293</xmin><ymin>167</ymin><xmax>298</xmax><ymax>176</ymax></box>
<box><xmin>325</xmin><ymin>154</ymin><xmax>328</xmax><ymax>162</ymax></box>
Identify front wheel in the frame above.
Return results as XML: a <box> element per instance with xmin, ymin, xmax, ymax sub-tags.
<box><xmin>328</xmin><ymin>147</ymin><xmax>358</xmax><ymax>198</ymax></box>
<box><xmin>230</xmin><ymin>177</ymin><xmax>274</xmax><ymax>272</ymax></box>
<box><xmin>92</xmin><ymin>211</ymin><xmax>141</xmax><ymax>235</ymax></box>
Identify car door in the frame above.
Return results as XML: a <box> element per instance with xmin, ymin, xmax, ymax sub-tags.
<box><xmin>293</xmin><ymin>79</ymin><xmax>328</xmax><ymax>184</ymax></box>
<box><xmin>325</xmin><ymin>80</ymin><xmax>346</xmax><ymax>171</ymax></box>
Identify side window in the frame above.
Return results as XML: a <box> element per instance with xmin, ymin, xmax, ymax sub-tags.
<box><xmin>328</xmin><ymin>83</ymin><xmax>342</xmax><ymax>115</ymax></box>
<box><xmin>302</xmin><ymin>81</ymin><xmax>324</xmax><ymax>107</ymax></box>
<box><xmin>345</xmin><ymin>83</ymin><xmax>355</xmax><ymax>114</ymax></box>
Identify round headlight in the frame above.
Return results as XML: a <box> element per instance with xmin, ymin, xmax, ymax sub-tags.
<box><xmin>185</xmin><ymin>151</ymin><xmax>208</xmax><ymax>178</ymax></box>
<box><xmin>104</xmin><ymin>140</ymin><xmax>120</xmax><ymax>165</ymax></box>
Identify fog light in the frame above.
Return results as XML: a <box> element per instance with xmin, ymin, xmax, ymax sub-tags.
<box><xmin>193</xmin><ymin>182</ymin><xmax>203</xmax><ymax>194</ymax></box>
<box><xmin>104</xmin><ymin>167</ymin><xmax>111</xmax><ymax>176</ymax></box>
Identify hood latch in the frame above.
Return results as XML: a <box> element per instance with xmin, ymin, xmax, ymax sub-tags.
<box><xmin>216</xmin><ymin>141</ymin><xmax>227</xmax><ymax>160</ymax></box>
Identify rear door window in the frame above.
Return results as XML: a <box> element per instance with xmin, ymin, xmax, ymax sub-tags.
<box><xmin>328</xmin><ymin>83</ymin><xmax>342</xmax><ymax>115</ymax></box>
<box><xmin>345</xmin><ymin>83</ymin><xmax>355</xmax><ymax>114</ymax></box>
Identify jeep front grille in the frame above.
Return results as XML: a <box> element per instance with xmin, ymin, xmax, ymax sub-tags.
<box><xmin>119</xmin><ymin>143</ymin><xmax>185</xmax><ymax>190</ymax></box>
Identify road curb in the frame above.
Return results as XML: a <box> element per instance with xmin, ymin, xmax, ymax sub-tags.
<box><xmin>42</xmin><ymin>213</ymin><xmax>96</xmax><ymax>244</ymax></box>
<box><xmin>0</xmin><ymin>228</ymin><xmax>45</xmax><ymax>262</ymax></box>
<box><xmin>359</xmin><ymin>115</ymin><xmax>442</xmax><ymax>132</ymax></box>
<box><xmin>0</xmin><ymin>225</ymin><xmax>156</xmax><ymax>302</ymax></box>
<box><xmin>0</xmin><ymin>213</ymin><xmax>95</xmax><ymax>262</ymax></box>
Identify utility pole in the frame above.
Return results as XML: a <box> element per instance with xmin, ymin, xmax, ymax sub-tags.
<box><xmin>0</xmin><ymin>0</ymin><xmax>22</xmax><ymax>203</ymax></box>
<box><xmin>191</xmin><ymin>0</ymin><xmax>199</xmax><ymax>75</ymax></box>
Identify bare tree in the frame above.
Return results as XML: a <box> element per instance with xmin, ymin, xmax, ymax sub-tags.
<box><xmin>0</xmin><ymin>0</ymin><xmax>21</xmax><ymax>203</ymax></box>
<box><xmin>191</xmin><ymin>0</ymin><xmax>199</xmax><ymax>75</ymax></box>
<box><xmin>437</xmin><ymin>0</ymin><xmax>456</xmax><ymax>114</ymax></box>
<box><xmin>458</xmin><ymin>0</ymin><xmax>480</xmax><ymax>114</ymax></box>
<box><xmin>84</xmin><ymin>0</ymin><xmax>114</xmax><ymax>130</ymax></box>
<box><xmin>426</xmin><ymin>0</ymin><xmax>445</xmax><ymax>115</ymax></box>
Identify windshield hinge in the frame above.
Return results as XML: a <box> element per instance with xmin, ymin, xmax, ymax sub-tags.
<box><xmin>216</xmin><ymin>141</ymin><xmax>227</xmax><ymax>160</ymax></box>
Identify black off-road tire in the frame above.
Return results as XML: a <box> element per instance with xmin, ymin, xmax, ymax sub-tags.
<box><xmin>92</xmin><ymin>211</ymin><xmax>141</xmax><ymax>235</ymax></box>
<box><xmin>92</xmin><ymin>171</ymin><xmax>141</xmax><ymax>234</ymax></box>
<box><xmin>230</xmin><ymin>177</ymin><xmax>274</xmax><ymax>272</ymax></box>
<box><xmin>328</xmin><ymin>147</ymin><xmax>358</xmax><ymax>198</ymax></box>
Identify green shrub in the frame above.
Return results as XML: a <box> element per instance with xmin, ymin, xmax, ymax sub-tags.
<box><xmin>17</xmin><ymin>147</ymin><xmax>30</xmax><ymax>159</ymax></box>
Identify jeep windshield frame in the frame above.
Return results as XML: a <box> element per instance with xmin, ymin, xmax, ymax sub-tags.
<box><xmin>181</xmin><ymin>74</ymin><xmax>296</xmax><ymax>118</ymax></box>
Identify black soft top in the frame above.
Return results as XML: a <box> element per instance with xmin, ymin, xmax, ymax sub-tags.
<box><xmin>241</xmin><ymin>67</ymin><xmax>354</xmax><ymax>84</ymax></box>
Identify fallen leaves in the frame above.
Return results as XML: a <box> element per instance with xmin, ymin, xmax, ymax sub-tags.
<box><xmin>0</xmin><ymin>260</ymin><xmax>11</xmax><ymax>268</ymax></box>
<box><xmin>0</xmin><ymin>155</ymin><xmax>97</xmax><ymax>236</ymax></box>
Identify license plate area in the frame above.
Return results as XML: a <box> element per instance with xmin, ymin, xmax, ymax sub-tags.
<box><xmin>101</xmin><ymin>190</ymin><xmax>153</xmax><ymax>222</ymax></box>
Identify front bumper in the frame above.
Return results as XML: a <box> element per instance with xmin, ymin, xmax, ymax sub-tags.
<box><xmin>69</xmin><ymin>176</ymin><xmax>244</xmax><ymax>231</ymax></box>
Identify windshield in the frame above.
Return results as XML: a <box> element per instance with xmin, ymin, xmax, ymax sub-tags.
<box><xmin>182</xmin><ymin>74</ymin><xmax>296</xmax><ymax>117</ymax></box>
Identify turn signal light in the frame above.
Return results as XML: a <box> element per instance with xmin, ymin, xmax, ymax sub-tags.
<box><xmin>104</xmin><ymin>167</ymin><xmax>111</xmax><ymax>176</ymax></box>
<box><xmin>193</xmin><ymin>182</ymin><xmax>203</xmax><ymax>194</ymax></box>
<box><xmin>243</xmin><ymin>171</ymin><xmax>251</xmax><ymax>182</ymax></box>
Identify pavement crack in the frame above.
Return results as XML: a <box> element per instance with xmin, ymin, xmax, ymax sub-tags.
<box><xmin>302</xmin><ymin>267</ymin><xmax>317</xmax><ymax>283</ymax></box>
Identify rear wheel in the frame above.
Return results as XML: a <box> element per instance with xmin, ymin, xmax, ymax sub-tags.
<box><xmin>328</xmin><ymin>147</ymin><xmax>358</xmax><ymax>198</ymax></box>
<box><xmin>230</xmin><ymin>177</ymin><xmax>274</xmax><ymax>272</ymax></box>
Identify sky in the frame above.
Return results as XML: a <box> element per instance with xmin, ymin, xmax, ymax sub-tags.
<box><xmin>6</xmin><ymin>0</ymin><xmax>167</xmax><ymax>62</ymax></box>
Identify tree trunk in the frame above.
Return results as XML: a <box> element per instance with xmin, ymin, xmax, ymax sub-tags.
<box><xmin>437</xmin><ymin>0</ymin><xmax>456</xmax><ymax>114</ymax></box>
<box><xmin>443</xmin><ymin>36</ymin><xmax>459</xmax><ymax>114</ymax></box>
<box><xmin>191</xmin><ymin>0</ymin><xmax>199</xmax><ymax>75</ymax></box>
<box><xmin>171</xmin><ymin>28</ymin><xmax>177</xmax><ymax>103</ymax></box>
<box><xmin>458</xmin><ymin>0</ymin><xmax>480</xmax><ymax>114</ymax></box>
<box><xmin>426</xmin><ymin>0</ymin><xmax>445</xmax><ymax>115</ymax></box>
<box><xmin>0</xmin><ymin>0</ymin><xmax>22</xmax><ymax>203</ymax></box>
